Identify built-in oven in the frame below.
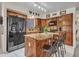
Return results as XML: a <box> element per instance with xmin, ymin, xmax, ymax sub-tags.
<box><xmin>7</xmin><ymin>16</ymin><xmax>26</xmax><ymax>52</ymax></box>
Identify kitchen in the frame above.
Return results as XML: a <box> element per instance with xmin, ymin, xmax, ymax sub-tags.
<box><xmin>0</xmin><ymin>2</ymin><xmax>79</xmax><ymax>57</ymax></box>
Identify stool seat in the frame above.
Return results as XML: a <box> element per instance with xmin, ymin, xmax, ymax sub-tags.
<box><xmin>43</xmin><ymin>44</ymin><xmax>51</xmax><ymax>50</ymax></box>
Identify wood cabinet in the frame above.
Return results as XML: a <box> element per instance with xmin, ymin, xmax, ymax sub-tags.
<box><xmin>41</xmin><ymin>19</ymin><xmax>48</xmax><ymax>27</ymax></box>
<box><xmin>25</xmin><ymin>36</ymin><xmax>36</xmax><ymax>56</ymax></box>
<box><xmin>7</xmin><ymin>9</ymin><xmax>27</xmax><ymax>19</ymax></box>
<box><xmin>34</xmin><ymin>18</ymin><xmax>48</xmax><ymax>28</ymax></box>
<box><xmin>47</xmin><ymin>13</ymin><xmax>73</xmax><ymax>46</ymax></box>
<box><xmin>58</xmin><ymin>13</ymin><xmax>73</xmax><ymax>46</ymax></box>
<box><xmin>47</xmin><ymin>17</ymin><xmax>58</xmax><ymax>32</ymax></box>
<box><xmin>35</xmin><ymin>18</ymin><xmax>41</xmax><ymax>28</ymax></box>
<box><xmin>36</xmin><ymin>39</ymin><xmax>49</xmax><ymax>57</ymax></box>
<box><xmin>65</xmin><ymin>32</ymin><xmax>73</xmax><ymax>45</ymax></box>
<box><xmin>63</xmin><ymin>14</ymin><xmax>73</xmax><ymax>46</ymax></box>
<box><xmin>25</xmin><ymin>36</ymin><xmax>50</xmax><ymax>57</ymax></box>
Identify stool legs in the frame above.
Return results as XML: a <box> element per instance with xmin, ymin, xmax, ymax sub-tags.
<box><xmin>63</xmin><ymin>44</ymin><xmax>66</xmax><ymax>54</ymax></box>
<box><xmin>60</xmin><ymin>44</ymin><xmax>66</xmax><ymax>57</ymax></box>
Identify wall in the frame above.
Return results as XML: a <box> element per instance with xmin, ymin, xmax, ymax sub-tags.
<box><xmin>46</xmin><ymin>7</ymin><xmax>76</xmax><ymax>55</ymax></box>
<box><xmin>0</xmin><ymin>2</ymin><xmax>2</xmax><ymax>52</ymax></box>
<box><xmin>75</xmin><ymin>8</ymin><xmax>79</xmax><ymax>47</ymax></box>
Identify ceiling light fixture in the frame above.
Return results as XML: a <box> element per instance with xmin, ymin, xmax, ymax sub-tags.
<box><xmin>33</xmin><ymin>3</ymin><xmax>47</xmax><ymax>12</ymax></box>
<box><xmin>44</xmin><ymin>9</ymin><xmax>46</xmax><ymax>12</ymax></box>
<box><xmin>41</xmin><ymin>8</ymin><xmax>43</xmax><ymax>11</ymax></box>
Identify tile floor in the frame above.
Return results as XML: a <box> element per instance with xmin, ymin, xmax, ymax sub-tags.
<box><xmin>73</xmin><ymin>45</ymin><xmax>79</xmax><ymax>57</ymax></box>
<box><xmin>0</xmin><ymin>48</ymin><xmax>73</xmax><ymax>57</ymax></box>
<box><xmin>0</xmin><ymin>48</ymin><xmax>25</xmax><ymax>57</ymax></box>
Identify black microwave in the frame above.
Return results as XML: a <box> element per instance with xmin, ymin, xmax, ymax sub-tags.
<box><xmin>48</xmin><ymin>20</ymin><xmax>57</xmax><ymax>26</ymax></box>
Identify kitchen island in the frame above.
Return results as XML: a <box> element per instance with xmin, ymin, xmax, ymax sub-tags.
<box><xmin>24</xmin><ymin>32</ymin><xmax>59</xmax><ymax>57</ymax></box>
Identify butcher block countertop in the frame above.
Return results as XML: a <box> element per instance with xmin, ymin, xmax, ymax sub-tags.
<box><xmin>24</xmin><ymin>32</ymin><xmax>59</xmax><ymax>40</ymax></box>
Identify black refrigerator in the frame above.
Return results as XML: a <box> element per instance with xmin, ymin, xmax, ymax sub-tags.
<box><xmin>7</xmin><ymin>16</ymin><xmax>26</xmax><ymax>52</ymax></box>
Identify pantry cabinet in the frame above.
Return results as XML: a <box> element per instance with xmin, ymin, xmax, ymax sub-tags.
<box><xmin>58</xmin><ymin>13</ymin><xmax>73</xmax><ymax>46</ymax></box>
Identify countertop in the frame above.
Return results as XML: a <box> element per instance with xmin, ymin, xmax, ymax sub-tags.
<box><xmin>24</xmin><ymin>32</ymin><xmax>59</xmax><ymax>40</ymax></box>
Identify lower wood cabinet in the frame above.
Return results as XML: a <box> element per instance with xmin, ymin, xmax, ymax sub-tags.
<box><xmin>25</xmin><ymin>36</ymin><xmax>50</xmax><ymax>57</ymax></box>
<box><xmin>64</xmin><ymin>32</ymin><xmax>73</xmax><ymax>46</ymax></box>
<box><xmin>25</xmin><ymin>37</ymin><xmax>36</xmax><ymax>57</ymax></box>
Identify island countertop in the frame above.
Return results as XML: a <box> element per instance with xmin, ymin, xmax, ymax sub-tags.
<box><xmin>24</xmin><ymin>32</ymin><xmax>59</xmax><ymax>40</ymax></box>
<box><xmin>25</xmin><ymin>32</ymin><xmax>59</xmax><ymax>57</ymax></box>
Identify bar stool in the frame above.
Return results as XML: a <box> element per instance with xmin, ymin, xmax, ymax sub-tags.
<box><xmin>52</xmin><ymin>34</ymin><xmax>60</xmax><ymax>57</ymax></box>
<box><xmin>42</xmin><ymin>41</ymin><xmax>58</xmax><ymax>57</ymax></box>
<box><xmin>58</xmin><ymin>32</ymin><xmax>66</xmax><ymax>57</ymax></box>
<box><xmin>62</xmin><ymin>32</ymin><xmax>66</xmax><ymax>54</ymax></box>
<box><xmin>42</xmin><ymin>35</ymin><xmax>59</xmax><ymax>57</ymax></box>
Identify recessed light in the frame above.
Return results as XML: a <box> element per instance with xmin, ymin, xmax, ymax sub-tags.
<box><xmin>38</xmin><ymin>6</ymin><xmax>41</xmax><ymax>9</ymax></box>
<box><xmin>34</xmin><ymin>3</ymin><xmax>37</xmax><ymax>7</ymax></box>
<box><xmin>44</xmin><ymin>10</ymin><xmax>46</xmax><ymax>12</ymax></box>
<box><xmin>41</xmin><ymin>8</ymin><xmax>43</xmax><ymax>11</ymax></box>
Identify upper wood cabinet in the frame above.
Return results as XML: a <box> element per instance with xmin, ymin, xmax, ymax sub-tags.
<box><xmin>35</xmin><ymin>18</ymin><xmax>41</xmax><ymax>28</ymax></box>
<box><xmin>7</xmin><ymin>9</ymin><xmax>27</xmax><ymax>19</ymax></box>
<box><xmin>35</xmin><ymin>18</ymin><xmax>48</xmax><ymax>28</ymax></box>
<box><xmin>48</xmin><ymin>17</ymin><xmax>57</xmax><ymax>26</ymax></box>
<box><xmin>47</xmin><ymin>17</ymin><xmax>58</xmax><ymax>32</ymax></box>
<box><xmin>41</xmin><ymin>19</ymin><xmax>48</xmax><ymax>27</ymax></box>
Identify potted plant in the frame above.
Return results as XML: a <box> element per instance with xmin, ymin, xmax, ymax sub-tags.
<box><xmin>43</xmin><ymin>25</ymin><xmax>48</xmax><ymax>33</ymax></box>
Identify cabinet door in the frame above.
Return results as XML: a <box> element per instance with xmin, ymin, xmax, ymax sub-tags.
<box><xmin>36</xmin><ymin>39</ymin><xmax>49</xmax><ymax>57</ymax></box>
<box><xmin>63</xmin><ymin>14</ymin><xmax>72</xmax><ymax>26</ymax></box>
<box><xmin>41</xmin><ymin>19</ymin><xmax>47</xmax><ymax>27</ymax></box>
<box><xmin>25</xmin><ymin>37</ymin><xmax>36</xmax><ymax>57</ymax></box>
<box><xmin>37</xmin><ymin>19</ymin><xmax>41</xmax><ymax>27</ymax></box>
<box><xmin>62</xmin><ymin>26</ymin><xmax>72</xmax><ymax>32</ymax></box>
<box><xmin>63</xmin><ymin>13</ymin><xmax>73</xmax><ymax>46</ymax></box>
<box><xmin>64</xmin><ymin>32</ymin><xmax>73</xmax><ymax>46</ymax></box>
<box><xmin>58</xmin><ymin>14</ymin><xmax>72</xmax><ymax>26</ymax></box>
<box><xmin>58</xmin><ymin>13</ymin><xmax>73</xmax><ymax>46</ymax></box>
<box><xmin>35</xmin><ymin>19</ymin><xmax>41</xmax><ymax>27</ymax></box>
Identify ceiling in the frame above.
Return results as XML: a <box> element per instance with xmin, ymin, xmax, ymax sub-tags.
<box><xmin>5</xmin><ymin>2</ymin><xmax>79</xmax><ymax>14</ymax></box>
